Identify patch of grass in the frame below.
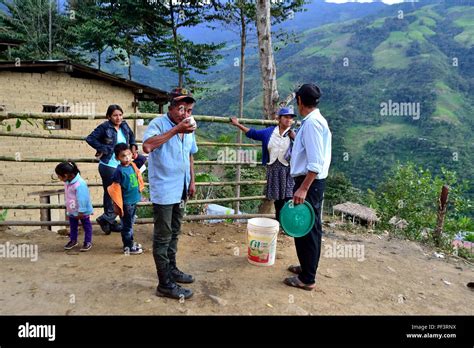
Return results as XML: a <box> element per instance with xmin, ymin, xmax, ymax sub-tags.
<box><xmin>345</xmin><ymin>123</ymin><xmax>419</xmax><ymax>158</ymax></box>
<box><xmin>277</xmin><ymin>72</ymin><xmax>295</xmax><ymax>95</ymax></box>
<box><xmin>448</xmin><ymin>7</ymin><xmax>474</xmax><ymax>47</ymax></box>
<box><xmin>300</xmin><ymin>32</ymin><xmax>351</xmax><ymax>58</ymax></box>
<box><xmin>367</xmin><ymin>17</ymin><xmax>386</xmax><ymax>29</ymax></box>
<box><xmin>407</xmin><ymin>20</ymin><xmax>436</xmax><ymax>41</ymax></box>
<box><xmin>432</xmin><ymin>81</ymin><xmax>464</xmax><ymax>125</ymax></box>
<box><xmin>373</xmin><ymin>31</ymin><xmax>412</xmax><ymax>69</ymax></box>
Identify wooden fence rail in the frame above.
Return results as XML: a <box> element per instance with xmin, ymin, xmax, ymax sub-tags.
<box><xmin>0</xmin><ymin>131</ymin><xmax>260</xmax><ymax>147</ymax></box>
<box><xmin>0</xmin><ymin>113</ymin><xmax>274</xmax><ymax>224</ymax></box>
<box><xmin>0</xmin><ymin>214</ymin><xmax>275</xmax><ymax>226</ymax></box>
<box><xmin>0</xmin><ymin>195</ymin><xmax>266</xmax><ymax>210</ymax></box>
<box><xmin>0</xmin><ymin>156</ymin><xmax>261</xmax><ymax>166</ymax></box>
<box><xmin>0</xmin><ymin>180</ymin><xmax>267</xmax><ymax>187</ymax></box>
<box><xmin>1</xmin><ymin>113</ymin><xmax>280</xmax><ymax>125</ymax></box>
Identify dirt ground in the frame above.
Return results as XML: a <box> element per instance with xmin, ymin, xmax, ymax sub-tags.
<box><xmin>0</xmin><ymin>218</ymin><xmax>473</xmax><ymax>315</ymax></box>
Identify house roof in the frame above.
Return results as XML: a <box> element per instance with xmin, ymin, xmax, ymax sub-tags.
<box><xmin>0</xmin><ymin>60</ymin><xmax>169</xmax><ymax>104</ymax></box>
<box><xmin>333</xmin><ymin>202</ymin><xmax>379</xmax><ymax>222</ymax></box>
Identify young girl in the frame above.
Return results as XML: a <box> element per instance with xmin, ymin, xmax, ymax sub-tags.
<box><xmin>55</xmin><ymin>161</ymin><xmax>94</xmax><ymax>251</ymax></box>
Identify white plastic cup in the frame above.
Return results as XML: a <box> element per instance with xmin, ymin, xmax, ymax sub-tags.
<box><xmin>186</xmin><ymin>116</ymin><xmax>197</xmax><ymax>129</ymax></box>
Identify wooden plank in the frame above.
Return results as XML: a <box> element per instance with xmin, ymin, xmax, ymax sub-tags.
<box><xmin>27</xmin><ymin>189</ymin><xmax>64</xmax><ymax>197</ymax></box>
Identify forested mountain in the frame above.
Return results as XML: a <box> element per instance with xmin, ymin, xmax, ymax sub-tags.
<box><xmin>194</xmin><ymin>1</ymin><xmax>474</xmax><ymax>201</ymax></box>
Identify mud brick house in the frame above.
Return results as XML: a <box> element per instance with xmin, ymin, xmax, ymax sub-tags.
<box><xmin>0</xmin><ymin>60</ymin><xmax>168</xmax><ymax>230</ymax></box>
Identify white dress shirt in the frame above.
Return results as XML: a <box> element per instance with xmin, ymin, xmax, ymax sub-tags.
<box><xmin>267</xmin><ymin>126</ymin><xmax>291</xmax><ymax>166</ymax></box>
<box><xmin>290</xmin><ymin>108</ymin><xmax>332</xmax><ymax>179</ymax></box>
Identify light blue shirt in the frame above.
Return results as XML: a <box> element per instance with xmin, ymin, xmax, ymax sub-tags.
<box><xmin>290</xmin><ymin>108</ymin><xmax>332</xmax><ymax>179</ymax></box>
<box><xmin>143</xmin><ymin>114</ymin><xmax>198</xmax><ymax>205</ymax></box>
<box><xmin>100</xmin><ymin>128</ymin><xmax>126</xmax><ymax>168</ymax></box>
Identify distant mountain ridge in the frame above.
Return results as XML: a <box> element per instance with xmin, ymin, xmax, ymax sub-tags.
<box><xmin>101</xmin><ymin>0</ymin><xmax>473</xmax><ymax>200</ymax></box>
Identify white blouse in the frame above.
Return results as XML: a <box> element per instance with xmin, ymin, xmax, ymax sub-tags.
<box><xmin>267</xmin><ymin>126</ymin><xmax>291</xmax><ymax>166</ymax></box>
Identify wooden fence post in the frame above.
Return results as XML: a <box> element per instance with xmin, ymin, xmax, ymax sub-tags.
<box><xmin>434</xmin><ymin>185</ymin><xmax>449</xmax><ymax>247</ymax></box>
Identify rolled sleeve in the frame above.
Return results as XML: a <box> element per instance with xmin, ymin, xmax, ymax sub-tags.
<box><xmin>191</xmin><ymin>133</ymin><xmax>198</xmax><ymax>155</ymax></box>
<box><xmin>304</xmin><ymin>122</ymin><xmax>325</xmax><ymax>175</ymax></box>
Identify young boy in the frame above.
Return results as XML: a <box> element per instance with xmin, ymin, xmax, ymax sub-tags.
<box><xmin>131</xmin><ymin>143</ymin><xmax>147</xmax><ymax>172</ymax></box>
<box><xmin>108</xmin><ymin>143</ymin><xmax>146</xmax><ymax>254</ymax></box>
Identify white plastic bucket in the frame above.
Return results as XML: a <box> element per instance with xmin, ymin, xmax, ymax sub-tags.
<box><xmin>247</xmin><ymin>218</ymin><xmax>280</xmax><ymax>266</ymax></box>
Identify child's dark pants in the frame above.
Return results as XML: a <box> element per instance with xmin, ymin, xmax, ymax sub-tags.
<box><xmin>121</xmin><ymin>204</ymin><xmax>137</xmax><ymax>249</ymax></box>
<box><xmin>69</xmin><ymin>215</ymin><xmax>92</xmax><ymax>243</ymax></box>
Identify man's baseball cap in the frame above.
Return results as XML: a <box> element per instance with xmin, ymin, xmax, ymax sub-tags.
<box><xmin>169</xmin><ymin>87</ymin><xmax>196</xmax><ymax>103</ymax></box>
<box><xmin>277</xmin><ymin>106</ymin><xmax>297</xmax><ymax>118</ymax></box>
<box><xmin>294</xmin><ymin>83</ymin><xmax>322</xmax><ymax>104</ymax></box>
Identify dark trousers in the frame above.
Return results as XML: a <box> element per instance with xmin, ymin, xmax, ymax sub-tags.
<box><xmin>293</xmin><ymin>176</ymin><xmax>325</xmax><ymax>284</ymax></box>
<box><xmin>69</xmin><ymin>215</ymin><xmax>92</xmax><ymax>243</ymax></box>
<box><xmin>98</xmin><ymin>163</ymin><xmax>118</xmax><ymax>224</ymax></box>
<box><xmin>152</xmin><ymin>202</ymin><xmax>184</xmax><ymax>278</ymax></box>
<box><xmin>121</xmin><ymin>204</ymin><xmax>137</xmax><ymax>249</ymax></box>
<box><xmin>274</xmin><ymin>198</ymin><xmax>291</xmax><ymax>223</ymax></box>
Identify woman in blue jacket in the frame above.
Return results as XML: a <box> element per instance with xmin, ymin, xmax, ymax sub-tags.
<box><xmin>86</xmin><ymin>104</ymin><xmax>136</xmax><ymax>234</ymax></box>
<box><xmin>230</xmin><ymin>107</ymin><xmax>296</xmax><ymax>222</ymax></box>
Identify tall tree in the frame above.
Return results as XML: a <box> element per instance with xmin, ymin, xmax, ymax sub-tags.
<box><xmin>0</xmin><ymin>0</ymin><xmax>82</xmax><ymax>61</ymax></box>
<box><xmin>66</xmin><ymin>0</ymin><xmax>168</xmax><ymax>80</ymax></box>
<box><xmin>149</xmin><ymin>0</ymin><xmax>224</xmax><ymax>88</ymax></box>
<box><xmin>66</xmin><ymin>0</ymin><xmax>116</xmax><ymax>70</ymax></box>
<box><xmin>256</xmin><ymin>0</ymin><xmax>279</xmax><ymax>120</ymax></box>
<box><xmin>209</xmin><ymin>0</ymin><xmax>304</xmax><ymax>213</ymax></box>
<box><xmin>208</xmin><ymin>0</ymin><xmax>256</xmax><ymax>118</ymax></box>
<box><xmin>104</xmin><ymin>0</ymin><xmax>164</xmax><ymax>80</ymax></box>
<box><xmin>209</xmin><ymin>0</ymin><xmax>305</xmax><ymax>118</ymax></box>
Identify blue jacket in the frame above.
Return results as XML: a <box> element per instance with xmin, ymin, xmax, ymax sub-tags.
<box><xmin>245</xmin><ymin>126</ymin><xmax>277</xmax><ymax>166</ymax></box>
<box><xmin>86</xmin><ymin>120</ymin><xmax>136</xmax><ymax>165</ymax></box>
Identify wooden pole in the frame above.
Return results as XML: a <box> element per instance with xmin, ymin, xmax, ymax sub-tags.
<box><xmin>434</xmin><ymin>185</ymin><xmax>449</xmax><ymax>247</ymax></box>
<box><xmin>0</xmin><ymin>180</ymin><xmax>267</xmax><ymax>187</ymax></box>
<box><xmin>0</xmin><ymin>132</ymin><xmax>260</xmax><ymax>147</ymax></box>
<box><xmin>39</xmin><ymin>196</ymin><xmax>51</xmax><ymax>231</ymax></box>
<box><xmin>0</xmin><ymin>213</ymin><xmax>276</xmax><ymax>226</ymax></box>
<box><xmin>196</xmin><ymin>142</ymin><xmax>258</xmax><ymax>148</ymax></box>
<box><xmin>0</xmin><ymin>156</ymin><xmax>261</xmax><ymax>166</ymax></box>
<box><xmin>2</xmin><ymin>113</ymin><xmax>284</xmax><ymax>126</ymax></box>
<box><xmin>0</xmin><ymin>195</ymin><xmax>266</xmax><ymax>209</ymax></box>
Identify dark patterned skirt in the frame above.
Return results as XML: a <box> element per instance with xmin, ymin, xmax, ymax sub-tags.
<box><xmin>264</xmin><ymin>159</ymin><xmax>295</xmax><ymax>200</ymax></box>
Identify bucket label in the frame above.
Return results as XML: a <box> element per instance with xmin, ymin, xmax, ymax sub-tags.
<box><xmin>248</xmin><ymin>239</ymin><xmax>272</xmax><ymax>263</ymax></box>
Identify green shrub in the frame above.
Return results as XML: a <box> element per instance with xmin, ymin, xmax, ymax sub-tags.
<box><xmin>368</xmin><ymin>162</ymin><xmax>472</xmax><ymax>249</ymax></box>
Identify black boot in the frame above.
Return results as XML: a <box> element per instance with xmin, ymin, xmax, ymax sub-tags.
<box><xmin>169</xmin><ymin>258</ymin><xmax>195</xmax><ymax>284</ymax></box>
<box><xmin>96</xmin><ymin>216</ymin><xmax>111</xmax><ymax>235</ymax></box>
<box><xmin>110</xmin><ymin>221</ymin><xmax>122</xmax><ymax>233</ymax></box>
<box><xmin>170</xmin><ymin>266</ymin><xmax>195</xmax><ymax>284</ymax></box>
<box><xmin>156</xmin><ymin>265</ymin><xmax>193</xmax><ymax>300</ymax></box>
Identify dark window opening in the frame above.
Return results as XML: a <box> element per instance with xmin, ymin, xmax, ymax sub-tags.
<box><xmin>42</xmin><ymin>104</ymin><xmax>71</xmax><ymax>130</ymax></box>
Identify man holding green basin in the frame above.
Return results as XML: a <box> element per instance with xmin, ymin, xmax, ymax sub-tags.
<box><xmin>284</xmin><ymin>83</ymin><xmax>332</xmax><ymax>291</ymax></box>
